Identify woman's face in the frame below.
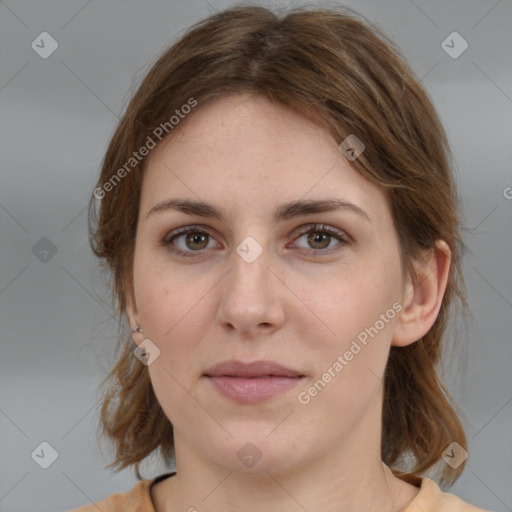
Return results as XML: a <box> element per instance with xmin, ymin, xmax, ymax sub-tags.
<box><xmin>128</xmin><ymin>93</ymin><xmax>407</xmax><ymax>474</ymax></box>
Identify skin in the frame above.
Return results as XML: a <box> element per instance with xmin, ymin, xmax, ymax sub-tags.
<box><xmin>126</xmin><ymin>93</ymin><xmax>451</xmax><ymax>512</ymax></box>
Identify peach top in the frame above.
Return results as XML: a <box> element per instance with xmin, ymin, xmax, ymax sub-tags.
<box><xmin>71</xmin><ymin>472</ymin><xmax>489</xmax><ymax>511</ymax></box>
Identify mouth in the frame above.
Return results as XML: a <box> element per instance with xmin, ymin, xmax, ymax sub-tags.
<box><xmin>203</xmin><ymin>360</ymin><xmax>305</xmax><ymax>404</ymax></box>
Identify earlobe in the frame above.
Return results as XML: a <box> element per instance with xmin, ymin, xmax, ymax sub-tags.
<box><xmin>392</xmin><ymin>240</ymin><xmax>451</xmax><ymax>348</ymax></box>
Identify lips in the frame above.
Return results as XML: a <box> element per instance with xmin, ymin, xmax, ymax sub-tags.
<box><xmin>204</xmin><ymin>359</ymin><xmax>304</xmax><ymax>378</ymax></box>
<box><xmin>204</xmin><ymin>360</ymin><xmax>305</xmax><ymax>403</ymax></box>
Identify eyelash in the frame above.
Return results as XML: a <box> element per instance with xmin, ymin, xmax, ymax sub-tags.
<box><xmin>160</xmin><ymin>223</ymin><xmax>350</xmax><ymax>260</ymax></box>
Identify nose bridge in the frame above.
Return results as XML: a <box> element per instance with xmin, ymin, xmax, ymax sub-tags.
<box><xmin>216</xmin><ymin>239</ymin><xmax>284</xmax><ymax>334</ymax></box>
<box><xmin>228</xmin><ymin>242</ymin><xmax>271</xmax><ymax>304</ymax></box>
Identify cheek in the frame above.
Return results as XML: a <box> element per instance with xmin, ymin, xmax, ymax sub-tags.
<box><xmin>141</xmin><ymin>282</ymin><xmax>208</xmax><ymax>427</ymax></box>
<box><xmin>314</xmin><ymin>296</ymin><xmax>396</xmax><ymax>390</ymax></box>
<box><xmin>298</xmin><ymin>262</ymin><xmax>400</xmax><ymax>411</ymax></box>
<box><xmin>297</xmin><ymin>297</ymin><xmax>398</xmax><ymax>431</ymax></box>
<box><xmin>308</xmin><ymin>263</ymin><xmax>399</xmax><ymax>346</ymax></box>
<box><xmin>134</xmin><ymin>255</ymin><xmax>210</xmax><ymax>340</ymax></box>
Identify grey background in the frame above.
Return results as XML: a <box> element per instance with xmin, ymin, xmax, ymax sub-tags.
<box><xmin>1</xmin><ymin>0</ymin><xmax>511</xmax><ymax>511</ymax></box>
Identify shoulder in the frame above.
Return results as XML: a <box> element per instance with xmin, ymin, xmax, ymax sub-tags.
<box><xmin>70</xmin><ymin>476</ymin><xmax>159</xmax><ymax>512</ymax></box>
<box><xmin>406</xmin><ymin>477</ymin><xmax>490</xmax><ymax>512</ymax></box>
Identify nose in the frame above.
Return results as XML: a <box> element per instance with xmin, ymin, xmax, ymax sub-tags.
<box><xmin>215</xmin><ymin>246</ymin><xmax>286</xmax><ymax>338</ymax></box>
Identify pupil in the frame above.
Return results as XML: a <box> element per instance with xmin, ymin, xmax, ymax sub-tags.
<box><xmin>187</xmin><ymin>232</ymin><xmax>208</xmax><ymax>250</ymax></box>
<box><xmin>309</xmin><ymin>232</ymin><xmax>330</xmax><ymax>249</ymax></box>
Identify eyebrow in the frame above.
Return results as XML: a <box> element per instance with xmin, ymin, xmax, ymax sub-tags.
<box><xmin>145</xmin><ymin>197</ymin><xmax>371</xmax><ymax>223</ymax></box>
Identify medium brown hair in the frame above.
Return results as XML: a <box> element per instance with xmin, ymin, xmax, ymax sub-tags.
<box><xmin>88</xmin><ymin>4</ymin><xmax>469</xmax><ymax>485</ymax></box>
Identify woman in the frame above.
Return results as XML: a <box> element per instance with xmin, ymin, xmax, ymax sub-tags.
<box><xmin>75</xmin><ymin>5</ymin><xmax>487</xmax><ymax>511</ymax></box>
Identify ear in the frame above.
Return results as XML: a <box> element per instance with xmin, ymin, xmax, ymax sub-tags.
<box><xmin>125</xmin><ymin>283</ymin><xmax>142</xmax><ymax>344</ymax></box>
<box><xmin>392</xmin><ymin>239</ymin><xmax>451</xmax><ymax>347</ymax></box>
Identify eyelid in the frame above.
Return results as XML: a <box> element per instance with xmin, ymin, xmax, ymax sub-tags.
<box><xmin>162</xmin><ymin>224</ymin><xmax>218</xmax><ymax>243</ymax></box>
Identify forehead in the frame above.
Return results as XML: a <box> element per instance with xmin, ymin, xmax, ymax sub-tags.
<box><xmin>140</xmin><ymin>94</ymin><xmax>387</xmax><ymax>225</ymax></box>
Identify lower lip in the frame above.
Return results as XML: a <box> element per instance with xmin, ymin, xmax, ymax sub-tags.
<box><xmin>205</xmin><ymin>375</ymin><xmax>303</xmax><ymax>403</ymax></box>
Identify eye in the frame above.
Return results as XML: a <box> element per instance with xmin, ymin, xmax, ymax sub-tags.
<box><xmin>160</xmin><ymin>225</ymin><xmax>221</xmax><ymax>259</ymax></box>
<box><xmin>292</xmin><ymin>224</ymin><xmax>350</xmax><ymax>255</ymax></box>
<box><xmin>161</xmin><ymin>223</ymin><xmax>350</xmax><ymax>259</ymax></box>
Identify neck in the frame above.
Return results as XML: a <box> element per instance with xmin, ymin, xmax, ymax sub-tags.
<box><xmin>157</xmin><ymin>439</ymin><xmax>419</xmax><ymax>512</ymax></box>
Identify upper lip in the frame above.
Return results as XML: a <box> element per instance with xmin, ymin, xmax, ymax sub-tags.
<box><xmin>204</xmin><ymin>360</ymin><xmax>304</xmax><ymax>378</ymax></box>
